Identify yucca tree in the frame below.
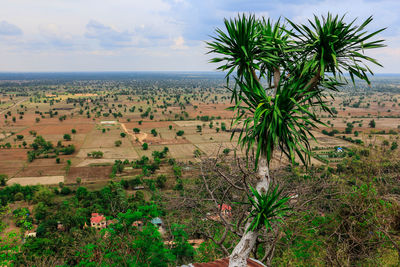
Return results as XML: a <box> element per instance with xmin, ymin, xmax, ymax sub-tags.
<box><xmin>207</xmin><ymin>13</ymin><xmax>384</xmax><ymax>266</ymax></box>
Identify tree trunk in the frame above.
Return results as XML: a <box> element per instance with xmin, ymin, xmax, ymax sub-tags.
<box><xmin>229</xmin><ymin>155</ymin><xmax>271</xmax><ymax>267</ymax></box>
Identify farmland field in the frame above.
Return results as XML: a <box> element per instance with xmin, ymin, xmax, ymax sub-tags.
<box><xmin>1</xmin><ymin>73</ymin><xmax>400</xmax><ymax>185</ymax></box>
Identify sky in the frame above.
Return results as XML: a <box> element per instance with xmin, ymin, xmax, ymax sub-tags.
<box><xmin>0</xmin><ymin>0</ymin><xmax>399</xmax><ymax>72</ymax></box>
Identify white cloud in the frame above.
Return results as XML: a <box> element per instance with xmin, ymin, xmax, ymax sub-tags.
<box><xmin>0</xmin><ymin>20</ymin><xmax>22</xmax><ymax>36</ymax></box>
<box><xmin>0</xmin><ymin>0</ymin><xmax>398</xmax><ymax>72</ymax></box>
<box><xmin>171</xmin><ymin>36</ymin><xmax>188</xmax><ymax>50</ymax></box>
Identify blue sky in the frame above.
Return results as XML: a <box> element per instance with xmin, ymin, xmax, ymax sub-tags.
<box><xmin>0</xmin><ymin>0</ymin><xmax>399</xmax><ymax>72</ymax></box>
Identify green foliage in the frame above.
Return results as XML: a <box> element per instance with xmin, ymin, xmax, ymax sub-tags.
<box><xmin>142</xmin><ymin>142</ymin><xmax>148</xmax><ymax>150</ymax></box>
<box><xmin>0</xmin><ymin>174</ymin><xmax>7</xmax><ymax>186</ymax></box>
<box><xmin>170</xmin><ymin>224</ymin><xmax>195</xmax><ymax>264</ymax></box>
<box><xmin>63</xmin><ymin>134</ymin><xmax>71</xmax><ymax>141</ymax></box>
<box><xmin>176</xmin><ymin>130</ymin><xmax>184</xmax><ymax>136</ymax></box>
<box><xmin>369</xmin><ymin>119</ymin><xmax>376</xmax><ymax>128</ymax></box>
<box><xmin>32</xmin><ymin>186</ymin><xmax>54</xmax><ymax>206</ymax></box>
<box><xmin>156</xmin><ymin>175</ymin><xmax>167</xmax><ymax>189</ymax></box>
<box><xmin>87</xmin><ymin>151</ymin><xmax>103</xmax><ymax>158</ymax></box>
<box><xmin>0</xmin><ymin>232</ymin><xmax>20</xmax><ymax>266</ymax></box>
<box><xmin>244</xmin><ymin>185</ymin><xmax>290</xmax><ymax>232</ymax></box>
<box><xmin>114</xmin><ymin>140</ymin><xmax>122</xmax><ymax>147</ymax></box>
<box><xmin>173</xmin><ymin>165</ymin><xmax>182</xmax><ymax>178</ymax></box>
<box><xmin>222</xmin><ymin>148</ymin><xmax>231</xmax><ymax>155</ymax></box>
<box><xmin>208</xmin><ymin>13</ymin><xmax>384</xmax><ymax>167</ymax></box>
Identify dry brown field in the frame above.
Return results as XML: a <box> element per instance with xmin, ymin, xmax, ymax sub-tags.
<box><xmin>1</xmin><ymin>88</ymin><xmax>400</xmax><ymax>185</ymax></box>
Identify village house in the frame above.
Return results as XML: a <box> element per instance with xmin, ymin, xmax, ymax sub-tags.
<box><xmin>217</xmin><ymin>204</ymin><xmax>232</xmax><ymax>217</ymax></box>
<box><xmin>90</xmin><ymin>213</ymin><xmax>107</xmax><ymax>229</ymax></box>
<box><xmin>206</xmin><ymin>204</ymin><xmax>233</xmax><ymax>222</ymax></box>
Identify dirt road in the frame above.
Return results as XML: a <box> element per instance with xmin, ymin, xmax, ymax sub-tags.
<box><xmin>120</xmin><ymin>122</ymin><xmax>147</xmax><ymax>145</ymax></box>
<box><xmin>0</xmin><ymin>98</ymin><xmax>28</xmax><ymax>115</ymax></box>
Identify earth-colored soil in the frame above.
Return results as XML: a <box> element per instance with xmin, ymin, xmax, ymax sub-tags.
<box><xmin>8</xmin><ymin>175</ymin><xmax>64</xmax><ymax>186</ymax></box>
<box><xmin>65</xmin><ymin>166</ymin><xmax>112</xmax><ymax>183</ymax></box>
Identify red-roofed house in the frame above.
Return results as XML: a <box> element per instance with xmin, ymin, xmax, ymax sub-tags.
<box><xmin>90</xmin><ymin>213</ymin><xmax>107</xmax><ymax>229</ymax></box>
<box><xmin>218</xmin><ymin>204</ymin><xmax>232</xmax><ymax>217</ymax></box>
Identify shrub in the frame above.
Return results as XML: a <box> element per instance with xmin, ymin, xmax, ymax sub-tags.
<box><xmin>142</xmin><ymin>143</ymin><xmax>148</xmax><ymax>150</ymax></box>
<box><xmin>60</xmin><ymin>187</ymin><xmax>71</xmax><ymax>195</ymax></box>
<box><xmin>156</xmin><ymin>175</ymin><xmax>167</xmax><ymax>189</ymax></box>
<box><xmin>0</xmin><ymin>174</ymin><xmax>8</xmax><ymax>186</ymax></box>
<box><xmin>115</xmin><ymin>140</ymin><xmax>122</xmax><ymax>147</ymax></box>
<box><xmin>63</xmin><ymin>134</ymin><xmax>71</xmax><ymax>141</ymax></box>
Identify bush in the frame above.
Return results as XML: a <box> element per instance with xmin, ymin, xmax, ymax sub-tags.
<box><xmin>60</xmin><ymin>187</ymin><xmax>71</xmax><ymax>195</ymax></box>
<box><xmin>115</xmin><ymin>140</ymin><xmax>122</xmax><ymax>147</ymax></box>
<box><xmin>14</xmin><ymin>192</ymin><xmax>24</xmax><ymax>201</ymax></box>
<box><xmin>156</xmin><ymin>175</ymin><xmax>167</xmax><ymax>189</ymax></box>
<box><xmin>142</xmin><ymin>143</ymin><xmax>148</xmax><ymax>150</ymax></box>
<box><xmin>63</xmin><ymin>134</ymin><xmax>71</xmax><ymax>141</ymax></box>
<box><xmin>0</xmin><ymin>174</ymin><xmax>8</xmax><ymax>186</ymax></box>
<box><xmin>88</xmin><ymin>151</ymin><xmax>103</xmax><ymax>158</ymax></box>
<box><xmin>223</xmin><ymin>148</ymin><xmax>231</xmax><ymax>155</ymax></box>
<box><xmin>176</xmin><ymin>130</ymin><xmax>184</xmax><ymax>136</ymax></box>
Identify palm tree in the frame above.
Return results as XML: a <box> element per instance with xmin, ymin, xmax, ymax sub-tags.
<box><xmin>207</xmin><ymin>13</ymin><xmax>385</xmax><ymax>266</ymax></box>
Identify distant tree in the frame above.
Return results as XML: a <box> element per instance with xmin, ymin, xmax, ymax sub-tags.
<box><xmin>142</xmin><ymin>143</ymin><xmax>148</xmax><ymax>150</ymax></box>
<box><xmin>71</xmin><ymin>129</ymin><xmax>77</xmax><ymax>134</ymax></box>
<box><xmin>176</xmin><ymin>130</ymin><xmax>184</xmax><ymax>136</ymax></box>
<box><xmin>120</xmin><ymin>132</ymin><xmax>126</xmax><ymax>138</ymax></box>
<box><xmin>170</xmin><ymin>224</ymin><xmax>195</xmax><ymax>264</ymax></box>
<box><xmin>60</xmin><ymin>187</ymin><xmax>71</xmax><ymax>195</ymax></box>
<box><xmin>223</xmin><ymin>148</ymin><xmax>231</xmax><ymax>155</ymax></box>
<box><xmin>76</xmin><ymin>186</ymin><xmax>88</xmax><ymax>200</ymax></box>
<box><xmin>88</xmin><ymin>151</ymin><xmax>103</xmax><ymax>158</ymax></box>
<box><xmin>0</xmin><ymin>174</ymin><xmax>8</xmax><ymax>186</ymax></box>
<box><xmin>33</xmin><ymin>186</ymin><xmax>54</xmax><ymax>205</ymax></box>
<box><xmin>369</xmin><ymin>119</ymin><xmax>376</xmax><ymax>128</ymax></box>
<box><xmin>193</xmin><ymin>149</ymin><xmax>202</xmax><ymax>158</ymax></box>
<box><xmin>115</xmin><ymin>140</ymin><xmax>122</xmax><ymax>147</ymax></box>
<box><xmin>133</xmin><ymin>128</ymin><xmax>140</xmax><ymax>133</ymax></box>
<box><xmin>63</xmin><ymin>134</ymin><xmax>71</xmax><ymax>141</ymax></box>
<box><xmin>391</xmin><ymin>141</ymin><xmax>398</xmax><ymax>150</ymax></box>
<box><xmin>156</xmin><ymin>174</ymin><xmax>167</xmax><ymax>189</ymax></box>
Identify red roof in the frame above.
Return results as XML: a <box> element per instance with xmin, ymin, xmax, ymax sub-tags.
<box><xmin>218</xmin><ymin>204</ymin><xmax>232</xmax><ymax>211</ymax></box>
<box><xmin>90</xmin><ymin>213</ymin><xmax>106</xmax><ymax>224</ymax></box>
<box><xmin>192</xmin><ymin>258</ymin><xmax>265</xmax><ymax>267</ymax></box>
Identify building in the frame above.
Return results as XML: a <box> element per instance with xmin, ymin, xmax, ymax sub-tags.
<box><xmin>217</xmin><ymin>204</ymin><xmax>232</xmax><ymax>217</ymax></box>
<box><xmin>132</xmin><ymin>220</ymin><xmax>143</xmax><ymax>228</ymax></box>
<box><xmin>90</xmin><ymin>213</ymin><xmax>107</xmax><ymax>229</ymax></box>
<box><xmin>151</xmin><ymin>217</ymin><xmax>166</xmax><ymax>236</ymax></box>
